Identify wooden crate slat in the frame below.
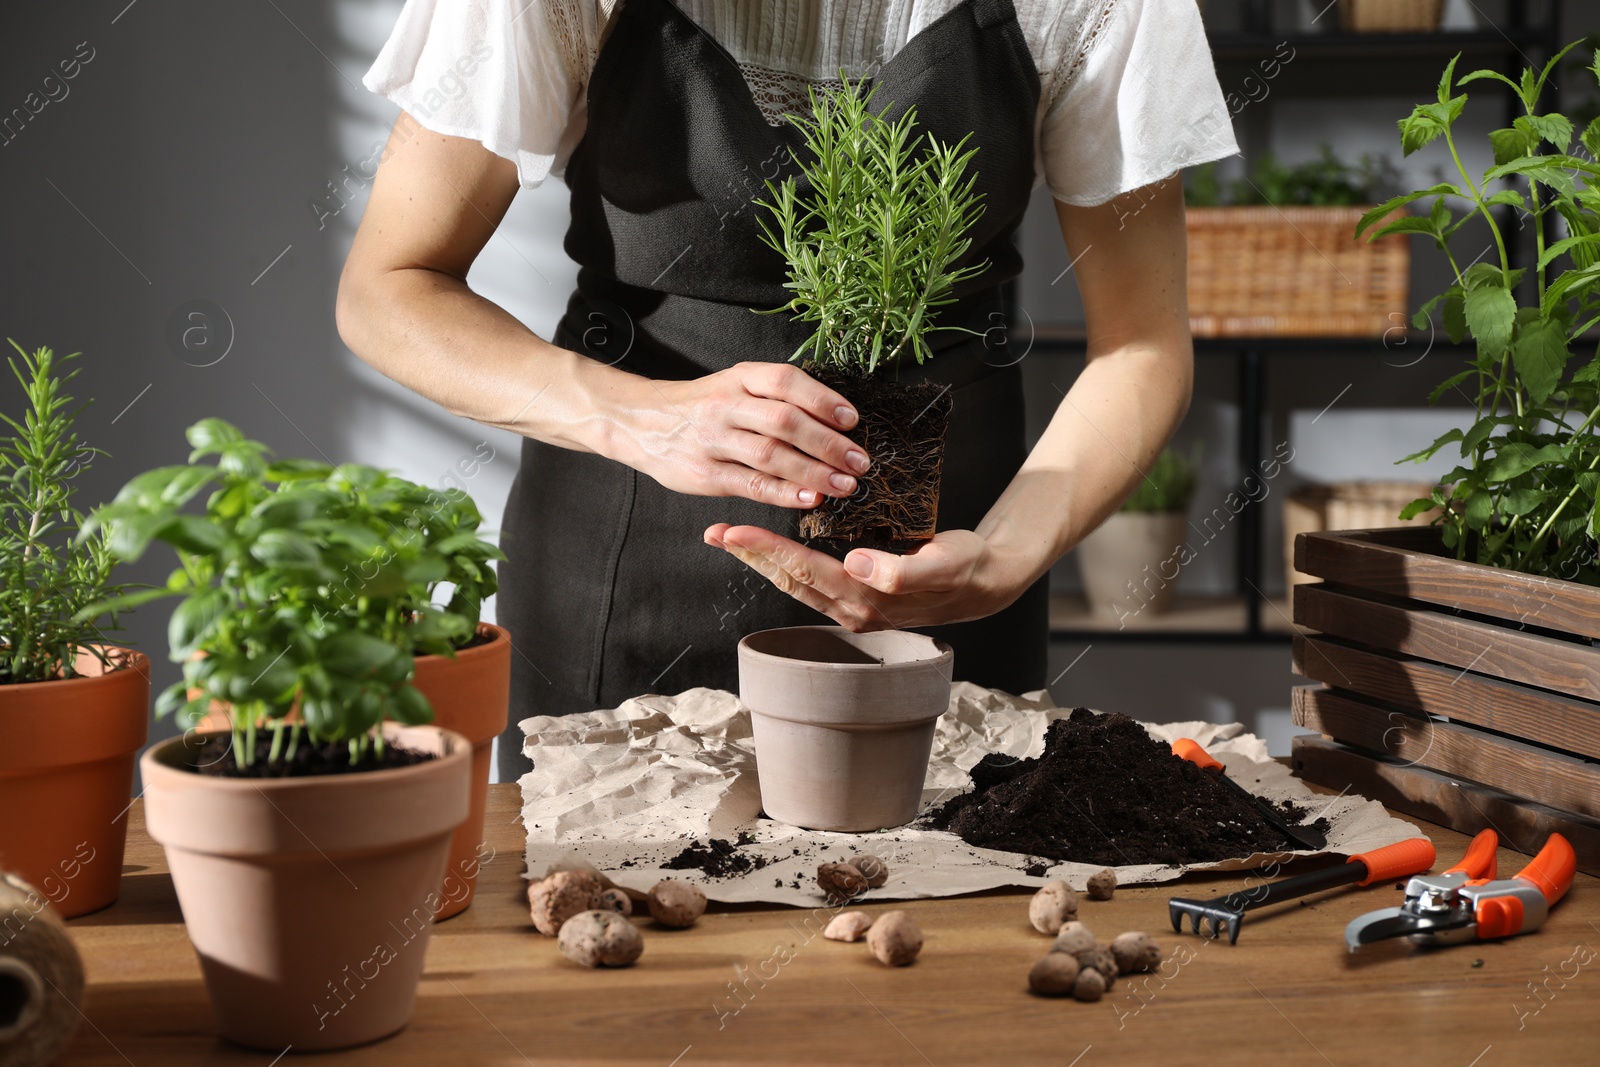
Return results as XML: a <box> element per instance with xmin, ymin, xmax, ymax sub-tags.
<box><xmin>1295</xmin><ymin>528</ymin><xmax>1600</xmax><ymax>640</ymax></box>
<box><xmin>1292</xmin><ymin>686</ymin><xmax>1600</xmax><ymax>819</ymax></box>
<box><xmin>1293</xmin><ymin>583</ymin><xmax>1600</xmax><ymax>702</ymax></box>
<box><xmin>1292</xmin><ymin>633</ymin><xmax>1600</xmax><ymax>762</ymax></box>
<box><xmin>1291</xmin><ymin>736</ymin><xmax>1600</xmax><ymax>877</ymax></box>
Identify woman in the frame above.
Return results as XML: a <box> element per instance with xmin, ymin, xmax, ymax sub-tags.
<box><xmin>340</xmin><ymin>0</ymin><xmax>1237</xmax><ymax>781</ymax></box>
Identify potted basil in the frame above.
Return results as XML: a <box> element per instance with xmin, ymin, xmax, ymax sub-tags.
<box><xmin>86</xmin><ymin>418</ymin><xmax>480</xmax><ymax>1050</ymax></box>
<box><xmin>0</xmin><ymin>342</ymin><xmax>149</xmax><ymax>919</ymax></box>
<box><xmin>755</xmin><ymin>78</ymin><xmax>986</xmax><ymax>551</ymax></box>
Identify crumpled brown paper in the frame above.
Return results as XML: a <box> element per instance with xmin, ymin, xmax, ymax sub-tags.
<box><xmin>517</xmin><ymin>683</ymin><xmax>1416</xmax><ymax>905</ymax></box>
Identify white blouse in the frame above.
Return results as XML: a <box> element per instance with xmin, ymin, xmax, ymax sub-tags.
<box><xmin>363</xmin><ymin>0</ymin><xmax>1238</xmax><ymax>207</ymax></box>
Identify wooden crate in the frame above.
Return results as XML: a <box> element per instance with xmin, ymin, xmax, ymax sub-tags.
<box><xmin>1290</xmin><ymin>527</ymin><xmax>1600</xmax><ymax>873</ymax></box>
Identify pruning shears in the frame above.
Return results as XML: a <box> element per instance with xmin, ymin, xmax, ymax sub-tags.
<box><xmin>1345</xmin><ymin>829</ymin><xmax>1577</xmax><ymax>951</ymax></box>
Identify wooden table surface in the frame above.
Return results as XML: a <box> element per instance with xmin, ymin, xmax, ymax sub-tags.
<box><xmin>59</xmin><ymin>785</ymin><xmax>1599</xmax><ymax>1066</ymax></box>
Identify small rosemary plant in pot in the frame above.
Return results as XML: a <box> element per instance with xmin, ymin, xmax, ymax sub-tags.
<box><xmin>756</xmin><ymin>78</ymin><xmax>987</xmax><ymax>550</ymax></box>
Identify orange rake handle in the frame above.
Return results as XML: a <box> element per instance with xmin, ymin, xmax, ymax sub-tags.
<box><xmin>1172</xmin><ymin>737</ymin><xmax>1223</xmax><ymax>772</ymax></box>
<box><xmin>1347</xmin><ymin>838</ymin><xmax>1437</xmax><ymax>886</ymax></box>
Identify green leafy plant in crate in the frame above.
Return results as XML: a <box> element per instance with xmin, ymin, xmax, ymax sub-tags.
<box><xmin>84</xmin><ymin>417</ymin><xmax>503</xmax><ymax>771</ymax></box>
<box><xmin>1358</xmin><ymin>44</ymin><xmax>1600</xmax><ymax>583</ymax></box>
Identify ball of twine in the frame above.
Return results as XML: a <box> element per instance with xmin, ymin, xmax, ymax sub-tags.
<box><xmin>0</xmin><ymin>870</ymin><xmax>84</xmax><ymax>1067</ymax></box>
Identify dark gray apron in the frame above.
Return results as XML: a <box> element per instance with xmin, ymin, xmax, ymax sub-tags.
<box><xmin>496</xmin><ymin>0</ymin><xmax>1047</xmax><ymax>779</ymax></box>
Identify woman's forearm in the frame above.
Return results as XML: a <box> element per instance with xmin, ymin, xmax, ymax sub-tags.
<box><xmin>336</xmin><ymin>263</ymin><xmax>639</xmax><ymax>458</ymax></box>
<box><xmin>975</xmin><ymin>336</ymin><xmax>1193</xmax><ymax>596</ymax></box>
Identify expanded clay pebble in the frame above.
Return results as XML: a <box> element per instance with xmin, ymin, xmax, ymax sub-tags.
<box><xmin>1072</xmin><ymin>946</ymin><xmax>1119</xmax><ymax>988</ymax></box>
<box><xmin>528</xmin><ymin>870</ymin><xmax>604</xmax><ymax>936</ymax></box>
<box><xmin>647</xmin><ymin>880</ymin><xmax>706</xmax><ymax>928</ymax></box>
<box><xmin>817</xmin><ymin>862</ymin><xmax>869</xmax><ymax>903</ymax></box>
<box><xmin>1028</xmin><ymin>880</ymin><xmax>1079</xmax><ymax>934</ymax></box>
<box><xmin>1086</xmin><ymin>868</ymin><xmax>1117</xmax><ymax>900</ymax></box>
<box><xmin>599</xmin><ymin>888</ymin><xmax>633</xmax><ymax>917</ymax></box>
<box><xmin>1110</xmin><ymin>932</ymin><xmax>1161</xmax><ymax>975</ymax></box>
<box><xmin>557</xmin><ymin>910</ymin><xmax>644</xmax><ymax>968</ymax></box>
<box><xmin>852</xmin><ymin>854</ymin><xmax>890</xmax><ymax>888</ymax></box>
<box><xmin>823</xmin><ymin>911</ymin><xmax>874</xmax><ymax>942</ymax></box>
<box><xmin>1050</xmin><ymin>921</ymin><xmax>1096</xmax><ymax>956</ymax></box>
<box><xmin>1027</xmin><ymin>953</ymin><xmax>1081</xmax><ymax>996</ymax></box>
<box><xmin>1073</xmin><ymin>967</ymin><xmax>1107</xmax><ymax>1002</ymax></box>
<box><xmin>866</xmin><ymin>911</ymin><xmax>922</xmax><ymax>966</ymax></box>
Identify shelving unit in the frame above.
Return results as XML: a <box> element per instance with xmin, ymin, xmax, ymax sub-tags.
<box><xmin>1032</xmin><ymin>0</ymin><xmax>1566</xmax><ymax>644</ymax></box>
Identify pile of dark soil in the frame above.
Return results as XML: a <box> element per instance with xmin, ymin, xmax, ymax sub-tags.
<box><xmin>924</xmin><ymin>708</ymin><xmax>1316</xmax><ymax>866</ymax></box>
<box><xmin>798</xmin><ymin>364</ymin><xmax>953</xmax><ymax>553</ymax></box>
<box><xmin>664</xmin><ymin>833</ymin><xmax>772</xmax><ymax>878</ymax></box>
<box><xmin>191</xmin><ymin>734</ymin><xmax>434</xmax><ymax>778</ymax></box>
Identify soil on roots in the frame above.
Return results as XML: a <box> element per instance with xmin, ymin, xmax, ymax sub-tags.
<box><xmin>800</xmin><ymin>365</ymin><xmax>952</xmax><ymax>554</ymax></box>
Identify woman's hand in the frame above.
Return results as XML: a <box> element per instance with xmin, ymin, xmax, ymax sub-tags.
<box><xmin>604</xmin><ymin>362</ymin><xmax>872</xmax><ymax>508</ymax></box>
<box><xmin>702</xmin><ymin>523</ymin><xmax>1026</xmax><ymax>631</ymax></box>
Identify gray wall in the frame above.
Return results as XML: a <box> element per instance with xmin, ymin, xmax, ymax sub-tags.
<box><xmin>2</xmin><ymin>1</ymin><xmax>1596</xmax><ymax>774</ymax></box>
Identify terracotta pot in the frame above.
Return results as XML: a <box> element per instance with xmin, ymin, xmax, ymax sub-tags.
<box><xmin>192</xmin><ymin>623</ymin><xmax>511</xmax><ymax>921</ymax></box>
<box><xmin>141</xmin><ymin>724</ymin><xmax>471</xmax><ymax>1051</ymax></box>
<box><xmin>0</xmin><ymin>647</ymin><xmax>150</xmax><ymax>919</ymax></box>
<box><xmin>1075</xmin><ymin>511</ymin><xmax>1192</xmax><ymax>621</ymax></box>
<box><xmin>410</xmin><ymin>622</ymin><xmax>510</xmax><ymax>919</ymax></box>
<box><xmin>738</xmin><ymin>626</ymin><xmax>952</xmax><ymax>832</ymax></box>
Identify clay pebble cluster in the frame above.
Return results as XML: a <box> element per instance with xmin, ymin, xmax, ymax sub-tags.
<box><xmin>526</xmin><ymin>869</ymin><xmax>708</xmax><ymax>968</ymax></box>
<box><xmin>1025</xmin><ymin>878</ymin><xmax>1157</xmax><ymax>1002</ymax></box>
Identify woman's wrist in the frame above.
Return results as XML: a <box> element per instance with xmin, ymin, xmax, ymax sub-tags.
<box><xmin>969</xmin><ymin>521</ymin><xmax>1052</xmax><ymax>614</ymax></box>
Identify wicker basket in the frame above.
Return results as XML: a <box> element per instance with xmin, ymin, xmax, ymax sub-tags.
<box><xmin>1186</xmin><ymin>206</ymin><xmax>1410</xmax><ymax>338</ymax></box>
<box><xmin>1284</xmin><ymin>481</ymin><xmax>1438</xmax><ymax>591</ymax></box>
<box><xmin>1337</xmin><ymin>0</ymin><xmax>1445</xmax><ymax>32</ymax></box>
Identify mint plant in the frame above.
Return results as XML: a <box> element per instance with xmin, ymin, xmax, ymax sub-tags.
<box><xmin>84</xmin><ymin>418</ymin><xmax>503</xmax><ymax>766</ymax></box>
<box><xmin>1359</xmin><ymin>44</ymin><xmax>1600</xmax><ymax>583</ymax></box>
<box><xmin>1</xmin><ymin>342</ymin><xmax>130</xmax><ymax>684</ymax></box>
<box><xmin>755</xmin><ymin>77</ymin><xmax>987</xmax><ymax>376</ymax></box>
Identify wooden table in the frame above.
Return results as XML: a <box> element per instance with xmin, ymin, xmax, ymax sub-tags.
<box><xmin>59</xmin><ymin>786</ymin><xmax>1599</xmax><ymax>1065</ymax></box>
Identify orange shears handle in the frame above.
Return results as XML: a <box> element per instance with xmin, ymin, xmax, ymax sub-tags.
<box><xmin>1516</xmin><ymin>833</ymin><xmax>1577</xmax><ymax>906</ymax></box>
<box><xmin>1444</xmin><ymin>828</ymin><xmax>1499</xmax><ymax>881</ymax></box>
<box><xmin>1172</xmin><ymin>737</ymin><xmax>1223</xmax><ymax>772</ymax></box>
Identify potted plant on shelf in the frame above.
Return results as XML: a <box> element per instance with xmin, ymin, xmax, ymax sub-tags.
<box><xmin>1290</xmin><ymin>45</ymin><xmax>1600</xmax><ymax>873</ymax></box>
<box><xmin>1184</xmin><ymin>147</ymin><xmax>1409</xmax><ymax>338</ymax></box>
<box><xmin>0</xmin><ymin>342</ymin><xmax>149</xmax><ymax>919</ymax></box>
<box><xmin>1073</xmin><ymin>447</ymin><xmax>1199</xmax><ymax>622</ymax></box>
<box><xmin>85</xmin><ymin>418</ymin><xmax>479</xmax><ymax>1050</ymax></box>
<box><xmin>755</xmin><ymin>78</ymin><xmax>987</xmax><ymax>551</ymax></box>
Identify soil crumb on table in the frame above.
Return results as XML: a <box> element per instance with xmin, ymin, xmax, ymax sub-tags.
<box><xmin>664</xmin><ymin>835</ymin><xmax>772</xmax><ymax>878</ymax></box>
<box><xmin>923</xmin><ymin>708</ymin><xmax>1314</xmax><ymax>866</ymax></box>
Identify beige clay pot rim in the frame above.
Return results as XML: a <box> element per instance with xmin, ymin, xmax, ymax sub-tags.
<box><xmin>737</xmin><ymin>625</ymin><xmax>953</xmax><ymax>672</ymax></box>
<box><xmin>141</xmin><ymin>723</ymin><xmax>471</xmax><ymax>796</ymax></box>
<box><xmin>0</xmin><ymin>643</ymin><xmax>149</xmax><ymax>692</ymax></box>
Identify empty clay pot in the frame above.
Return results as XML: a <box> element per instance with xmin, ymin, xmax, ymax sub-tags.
<box><xmin>0</xmin><ymin>647</ymin><xmax>150</xmax><ymax>919</ymax></box>
<box><xmin>410</xmin><ymin>622</ymin><xmax>510</xmax><ymax>920</ymax></box>
<box><xmin>141</xmin><ymin>723</ymin><xmax>471</xmax><ymax>1052</ymax></box>
<box><xmin>738</xmin><ymin>626</ymin><xmax>952</xmax><ymax>832</ymax></box>
<box><xmin>1075</xmin><ymin>511</ymin><xmax>1191</xmax><ymax>621</ymax></box>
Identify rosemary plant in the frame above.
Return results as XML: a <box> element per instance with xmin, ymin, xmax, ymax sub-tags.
<box><xmin>755</xmin><ymin>78</ymin><xmax>988</xmax><ymax>376</ymax></box>
<box><xmin>1120</xmin><ymin>448</ymin><xmax>1200</xmax><ymax>514</ymax></box>
<box><xmin>1358</xmin><ymin>45</ymin><xmax>1600</xmax><ymax>583</ymax></box>
<box><xmin>84</xmin><ymin>418</ymin><xmax>504</xmax><ymax>767</ymax></box>
<box><xmin>0</xmin><ymin>342</ymin><xmax>128</xmax><ymax>684</ymax></box>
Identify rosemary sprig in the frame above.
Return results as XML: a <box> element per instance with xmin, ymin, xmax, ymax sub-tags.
<box><xmin>754</xmin><ymin>77</ymin><xmax>988</xmax><ymax>377</ymax></box>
